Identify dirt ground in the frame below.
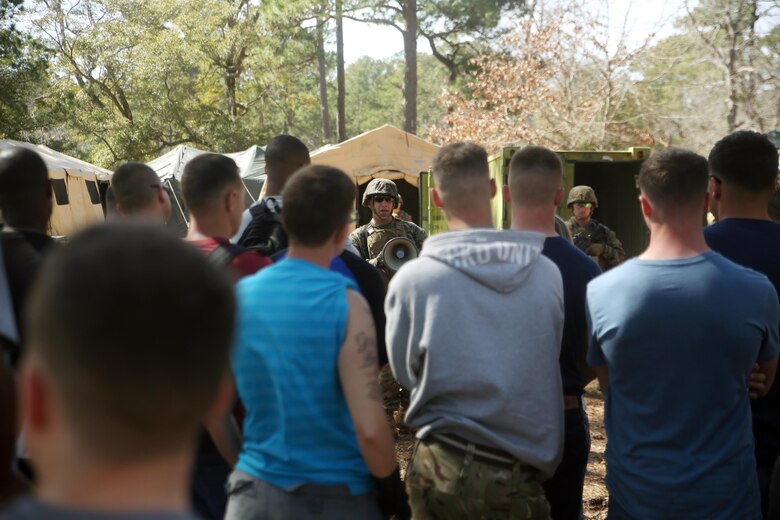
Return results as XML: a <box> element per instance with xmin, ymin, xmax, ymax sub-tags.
<box><xmin>389</xmin><ymin>379</ymin><xmax>609</xmax><ymax>519</ymax></box>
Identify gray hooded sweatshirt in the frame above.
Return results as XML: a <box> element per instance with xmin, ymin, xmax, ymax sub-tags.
<box><xmin>386</xmin><ymin>229</ymin><xmax>564</xmax><ymax>477</ymax></box>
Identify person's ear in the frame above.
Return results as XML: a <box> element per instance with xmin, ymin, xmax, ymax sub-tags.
<box><xmin>553</xmin><ymin>187</ymin><xmax>563</xmax><ymax>207</ymax></box>
<box><xmin>431</xmin><ymin>187</ymin><xmax>444</xmax><ymax>209</ymax></box>
<box><xmin>489</xmin><ymin>178</ymin><xmax>497</xmax><ymax>199</ymax></box>
<box><xmin>639</xmin><ymin>194</ymin><xmax>653</xmax><ymax>219</ymax></box>
<box><xmin>20</xmin><ymin>358</ymin><xmax>51</xmax><ymax>435</ymax></box>
<box><xmin>225</xmin><ymin>187</ymin><xmax>240</xmax><ymax>213</ymax></box>
<box><xmin>502</xmin><ymin>184</ymin><xmax>511</xmax><ymax>204</ymax></box>
<box><xmin>709</xmin><ymin>176</ymin><xmax>722</xmax><ymax>201</ymax></box>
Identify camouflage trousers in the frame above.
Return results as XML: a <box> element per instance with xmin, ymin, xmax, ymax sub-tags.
<box><xmin>406</xmin><ymin>438</ymin><xmax>551</xmax><ymax>520</ymax></box>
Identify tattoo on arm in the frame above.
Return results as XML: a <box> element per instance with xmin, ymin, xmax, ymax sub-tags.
<box><xmin>356</xmin><ymin>330</ymin><xmax>381</xmax><ymax>401</ymax></box>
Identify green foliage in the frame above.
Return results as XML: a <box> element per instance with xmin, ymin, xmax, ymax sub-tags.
<box><xmin>0</xmin><ymin>0</ymin><xmax>50</xmax><ymax>138</ymax></box>
<box><xmin>345</xmin><ymin>54</ymin><xmax>447</xmax><ymax>136</ymax></box>
<box><xmin>634</xmin><ymin>0</ymin><xmax>780</xmax><ymax>151</ymax></box>
<box><xmin>357</xmin><ymin>0</ymin><xmax>525</xmax><ymax>82</ymax></box>
<box><xmin>28</xmin><ymin>0</ymin><xmax>326</xmax><ymax>166</ymax></box>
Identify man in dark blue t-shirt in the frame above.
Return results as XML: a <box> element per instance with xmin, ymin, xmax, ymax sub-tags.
<box><xmin>704</xmin><ymin>130</ymin><xmax>780</xmax><ymax>518</ymax></box>
<box><xmin>508</xmin><ymin>145</ymin><xmax>601</xmax><ymax>519</ymax></box>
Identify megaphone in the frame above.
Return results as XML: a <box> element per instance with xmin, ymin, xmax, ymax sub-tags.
<box><xmin>381</xmin><ymin>237</ymin><xmax>418</xmax><ymax>272</ymax></box>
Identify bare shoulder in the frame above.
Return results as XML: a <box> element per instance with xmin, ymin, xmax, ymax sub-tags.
<box><xmin>346</xmin><ymin>288</ymin><xmax>371</xmax><ymax>315</ymax></box>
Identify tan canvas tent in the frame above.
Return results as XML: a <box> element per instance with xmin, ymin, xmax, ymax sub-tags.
<box><xmin>310</xmin><ymin>125</ymin><xmax>439</xmax><ymax>187</ymax></box>
<box><xmin>0</xmin><ymin>140</ymin><xmax>111</xmax><ymax>236</ymax></box>
<box><xmin>310</xmin><ymin>125</ymin><xmax>439</xmax><ymax>225</ymax></box>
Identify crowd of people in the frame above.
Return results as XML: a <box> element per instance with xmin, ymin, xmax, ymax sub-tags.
<box><xmin>0</xmin><ymin>129</ymin><xmax>778</xmax><ymax>520</ymax></box>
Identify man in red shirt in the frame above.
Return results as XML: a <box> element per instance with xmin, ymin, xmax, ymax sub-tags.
<box><xmin>181</xmin><ymin>153</ymin><xmax>270</xmax><ymax>519</ymax></box>
<box><xmin>183</xmin><ymin>153</ymin><xmax>271</xmax><ymax>278</ymax></box>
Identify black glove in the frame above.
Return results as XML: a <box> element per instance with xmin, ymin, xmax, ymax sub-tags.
<box><xmin>374</xmin><ymin>467</ymin><xmax>411</xmax><ymax>520</ymax></box>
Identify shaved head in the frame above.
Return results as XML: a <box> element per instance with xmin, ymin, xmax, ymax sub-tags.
<box><xmin>264</xmin><ymin>135</ymin><xmax>311</xmax><ymax>195</ymax></box>
<box><xmin>508</xmin><ymin>146</ymin><xmax>563</xmax><ymax>207</ymax></box>
<box><xmin>111</xmin><ymin>163</ymin><xmax>161</xmax><ymax>214</ymax></box>
<box><xmin>432</xmin><ymin>142</ymin><xmax>491</xmax><ymax>210</ymax></box>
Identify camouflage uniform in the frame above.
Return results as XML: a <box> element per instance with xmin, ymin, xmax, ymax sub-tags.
<box><xmin>565</xmin><ymin>217</ymin><xmax>625</xmax><ymax>270</ymax></box>
<box><xmin>394</xmin><ymin>194</ymin><xmax>413</xmax><ymax>222</ymax></box>
<box><xmin>349</xmin><ymin>179</ymin><xmax>426</xmax><ymax>286</ymax></box>
<box><xmin>406</xmin><ymin>439</ymin><xmax>551</xmax><ymax>519</ymax></box>
<box><xmin>565</xmin><ymin>186</ymin><xmax>625</xmax><ymax>270</ymax></box>
<box><xmin>394</xmin><ymin>208</ymin><xmax>413</xmax><ymax>222</ymax></box>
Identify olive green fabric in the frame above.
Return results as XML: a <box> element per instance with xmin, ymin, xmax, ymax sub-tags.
<box><xmin>349</xmin><ymin>217</ymin><xmax>426</xmax><ymax>286</ymax></box>
<box><xmin>565</xmin><ymin>217</ymin><xmax>625</xmax><ymax>270</ymax></box>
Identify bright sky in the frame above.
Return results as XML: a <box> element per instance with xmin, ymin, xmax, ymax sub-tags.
<box><xmin>342</xmin><ymin>0</ymin><xmax>686</xmax><ymax>65</ymax></box>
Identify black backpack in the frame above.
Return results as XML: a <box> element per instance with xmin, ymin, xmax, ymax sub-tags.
<box><xmin>237</xmin><ymin>199</ymin><xmax>287</xmax><ymax>257</ymax></box>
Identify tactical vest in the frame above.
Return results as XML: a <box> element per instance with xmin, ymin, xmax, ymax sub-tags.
<box><xmin>237</xmin><ymin>199</ymin><xmax>287</xmax><ymax>257</ymax></box>
<box><xmin>365</xmin><ymin>221</ymin><xmax>409</xmax><ymax>259</ymax></box>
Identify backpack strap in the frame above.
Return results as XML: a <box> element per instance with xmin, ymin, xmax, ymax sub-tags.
<box><xmin>238</xmin><ymin>199</ymin><xmax>287</xmax><ymax>256</ymax></box>
<box><xmin>207</xmin><ymin>241</ymin><xmax>244</xmax><ymax>271</ymax></box>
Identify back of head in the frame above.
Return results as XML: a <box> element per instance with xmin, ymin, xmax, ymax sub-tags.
<box><xmin>708</xmin><ymin>131</ymin><xmax>778</xmax><ymax>193</ymax></box>
<box><xmin>264</xmin><ymin>135</ymin><xmax>311</xmax><ymax>188</ymax></box>
<box><xmin>111</xmin><ymin>162</ymin><xmax>162</xmax><ymax>215</ymax></box>
<box><xmin>26</xmin><ymin>222</ymin><xmax>235</xmax><ymax>461</ymax></box>
<box><xmin>432</xmin><ymin>142</ymin><xmax>490</xmax><ymax>209</ymax></box>
<box><xmin>282</xmin><ymin>165</ymin><xmax>355</xmax><ymax>247</ymax></box>
<box><xmin>0</xmin><ymin>148</ymin><xmax>50</xmax><ymax>229</ymax></box>
<box><xmin>508</xmin><ymin>146</ymin><xmax>563</xmax><ymax>207</ymax></box>
<box><xmin>181</xmin><ymin>153</ymin><xmax>241</xmax><ymax>214</ymax></box>
<box><xmin>638</xmin><ymin>147</ymin><xmax>709</xmax><ymax>215</ymax></box>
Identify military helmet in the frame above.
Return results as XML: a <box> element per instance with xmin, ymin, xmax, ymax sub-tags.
<box><xmin>362</xmin><ymin>178</ymin><xmax>399</xmax><ymax>207</ymax></box>
<box><xmin>567</xmin><ymin>185</ymin><xmax>598</xmax><ymax>208</ymax></box>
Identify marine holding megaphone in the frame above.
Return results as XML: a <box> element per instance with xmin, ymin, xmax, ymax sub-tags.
<box><xmin>350</xmin><ymin>178</ymin><xmax>427</xmax><ymax>287</ymax></box>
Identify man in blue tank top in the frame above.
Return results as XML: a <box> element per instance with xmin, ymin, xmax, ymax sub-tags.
<box><xmin>587</xmin><ymin>148</ymin><xmax>779</xmax><ymax>519</ymax></box>
<box><xmin>227</xmin><ymin>165</ymin><xmax>409</xmax><ymax>520</ymax></box>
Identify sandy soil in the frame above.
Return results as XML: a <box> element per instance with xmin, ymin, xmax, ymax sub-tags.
<box><xmin>582</xmin><ymin>380</ymin><xmax>609</xmax><ymax>519</ymax></box>
<box><xmin>391</xmin><ymin>380</ymin><xmax>609</xmax><ymax>519</ymax></box>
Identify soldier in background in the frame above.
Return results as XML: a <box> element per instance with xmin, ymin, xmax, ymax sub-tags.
<box><xmin>565</xmin><ymin>185</ymin><xmax>625</xmax><ymax>270</ymax></box>
<box><xmin>350</xmin><ymin>178</ymin><xmax>426</xmax><ymax>286</ymax></box>
<box><xmin>392</xmin><ymin>194</ymin><xmax>413</xmax><ymax>222</ymax></box>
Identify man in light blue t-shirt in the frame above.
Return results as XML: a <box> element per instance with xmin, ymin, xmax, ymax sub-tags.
<box><xmin>587</xmin><ymin>148</ymin><xmax>780</xmax><ymax>520</ymax></box>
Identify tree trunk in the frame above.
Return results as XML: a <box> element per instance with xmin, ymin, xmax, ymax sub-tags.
<box><xmin>336</xmin><ymin>0</ymin><xmax>347</xmax><ymax>142</ymax></box>
<box><xmin>316</xmin><ymin>15</ymin><xmax>333</xmax><ymax>142</ymax></box>
<box><xmin>226</xmin><ymin>64</ymin><xmax>238</xmax><ymax>119</ymax></box>
<box><xmin>402</xmin><ymin>0</ymin><xmax>418</xmax><ymax>134</ymax></box>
